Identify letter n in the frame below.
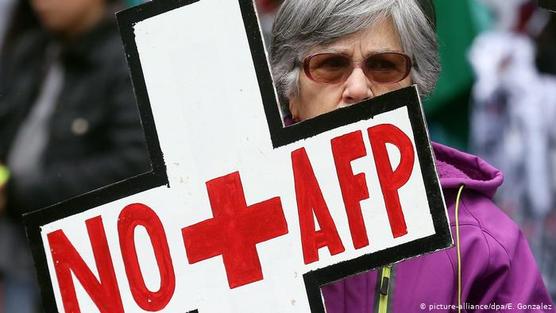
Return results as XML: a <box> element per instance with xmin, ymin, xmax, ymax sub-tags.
<box><xmin>47</xmin><ymin>216</ymin><xmax>124</xmax><ymax>313</ymax></box>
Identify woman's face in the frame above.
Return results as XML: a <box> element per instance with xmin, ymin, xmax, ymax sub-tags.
<box><xmin>31</xmin><ymin>0</ymin><xmax>105</xmax><ymax>38</ymax></box>
<box><xmin>289</xmin><ymin>18</ymin><xmax>412</xmax><ymax>121</ymax></box>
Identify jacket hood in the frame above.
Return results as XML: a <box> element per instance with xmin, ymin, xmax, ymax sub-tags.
<box><xmin>432</xmin><ymin>142</ymin><xmax>503</xmax><ymax>198</ymax></box>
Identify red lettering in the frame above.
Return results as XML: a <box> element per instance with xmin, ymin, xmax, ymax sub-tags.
<box><xmin>292</xmin><ymin>148</ymin><xmax>345</xmax><ymax>264</ymax></box>
<box><xmin>368</xmin><ymin>124</ymin><xmax>414</xmax><ymax>238</ymax></box>
<box><xmin>47</xmin><ymin>216</ymin><xmax>123</xmax><ymax>313</ymax></box>
<box><xmin>118</xmin><ymin>203</ymin><xmax>175</xmax><ymax>311</ymax></box>
<box><xmin>331</xmin><ymin>130</ymin><xmax>370</xmax><ymax>249</ymax></box>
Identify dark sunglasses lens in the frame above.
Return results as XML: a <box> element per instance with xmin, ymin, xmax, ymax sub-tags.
<box><xmin>365</xmin><ymin>53</ymin><xmax>410</xmax><ymax>83</ymax></box>
<box><xmin>308</xmin><ymin>54</ymin><xmax>351</xmax><ymax>83</ymax></box>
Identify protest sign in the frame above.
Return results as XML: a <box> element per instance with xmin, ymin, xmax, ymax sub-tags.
<box><xmin>24</xmin><ymin>0</ymin><xmax>452</xmax><ymax>312</ymax></box>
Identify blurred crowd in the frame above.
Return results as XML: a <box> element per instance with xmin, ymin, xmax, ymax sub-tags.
<box><xmin>0</xmin><ymin>0</ymin><xmax>150</xmax><ymax>312</ymax></box>
<box><xmin>0</xmin><ymin>0</ymin><xmax>554</xmax><ymax>312</ymax></box>
<box><xmin>468</xmin><ymin>0</ymin><xmax>556</xmax><ymax>301</ymax></box>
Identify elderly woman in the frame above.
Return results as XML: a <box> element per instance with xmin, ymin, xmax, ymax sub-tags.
<box><xmin>270</xmin><ymin>0</ymin><xmax>553</xmax><ymax>312</ymax></box>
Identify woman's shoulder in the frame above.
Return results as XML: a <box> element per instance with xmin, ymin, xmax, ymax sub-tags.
<box><xmin>457</xmin><ymin>190</ymin><xmax>526</xmax><ymax>265</ymax></box>
<box><xmin>431</xmin><ymin>142</ymin><xmax>526</xmax><ymax>262</ymax></box>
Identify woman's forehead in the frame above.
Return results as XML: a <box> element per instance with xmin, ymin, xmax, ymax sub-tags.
<box><xmin>307</xmin><ymin>18</ymin><xmax>403</xmax><ymax>55</ymax></box>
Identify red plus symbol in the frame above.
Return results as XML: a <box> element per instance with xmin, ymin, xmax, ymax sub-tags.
<box><xmin>182</xmin><ymin>171</ymin><xmax>288</xmax><ymax>289</ymax></box>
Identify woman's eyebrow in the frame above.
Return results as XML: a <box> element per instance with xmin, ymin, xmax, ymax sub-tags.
<box><xmin>363</xmin><ymin>49</ymin><xmax>405</xmax><ymax>56</ymax></box>
<box><xmin>313</xmin><ymin>47</ymin><xmax>351</xmax><ymax>54</ymax></box>
<box><xmin>311</xmin><ymin>46</ymin><xmax>405</xmax><ymax>55</ymax></box>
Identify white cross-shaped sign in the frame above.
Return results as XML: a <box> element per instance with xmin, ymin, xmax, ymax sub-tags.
<box><xmin>24</xmin><ymin>0</ymin><xmax>451</xmax><ymax>312</ymax></box>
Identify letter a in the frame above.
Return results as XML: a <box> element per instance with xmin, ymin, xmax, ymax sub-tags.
<box><xmin>292</xmin><ymin>148</ymin><xmax>345</xmax><ymax>264</ymax></box>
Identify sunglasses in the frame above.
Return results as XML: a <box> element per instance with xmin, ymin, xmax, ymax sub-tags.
<box><xmin>302</xmin><ymin>52</ymin><xmax>412</xmax><ymax>85</ymax></box>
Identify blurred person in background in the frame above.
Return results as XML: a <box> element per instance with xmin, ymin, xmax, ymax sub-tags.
<box><xmin>1</xmin><ymin>1</ymin><xmax>39</xmax><ymax>96</ymax></box>
<box><xmin>270</xmin><ymin>0</ymin><xmax>553</xmax><ymax>311</ymax></box>
<box><xmin>0</xmin><ymin>0</ymin><xmax>18</xmax><ymax>52</ymax></box>
<box><xmin>0</xmin><ymin>0</ymin><xmax>16</xmax><ymax>71</ymax></box>
<box><xmin>255</xmin><ymin>0</ymin><xmax>282</xmax><ymax>48</ymax></box>
<box><xmin>469</xmin><ymin>0</ymin><xmax>556</xmax><ymax>300</ymax></box>
<box><xmin>536</xmin><ymin>14</ymin><xmax>556</xmax><ymax>75</ymax></box>
<box><xmin>0</xmin><ymin>0</ymin><xmax>150</xmax><ymax>311</ymax></box>
<box><xmin>536</xmin><ymin>14</ymin><xmax>556</xmax><ymax>300</ymax></box>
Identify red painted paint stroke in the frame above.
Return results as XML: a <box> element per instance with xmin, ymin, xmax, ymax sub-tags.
<box><xmin>182</xmin><ymin>171</ymin><xmax>288</xmax><ymax>289</ymax></box>
<box><xmin>292</xmin><ymin>148</ymin><xmax>345</xmax><ymax>265</ymax></box>
<box><xmin>48</xmin><ymin>216</ymin><xmax>124</xmax><ymax>313</ymax></box>
<box><xmin>331</xmin><ymin>130</ymin><xmax>370</xmax><ymax>250</ymax></box>
<box><xmin>368</xmin><ymin>124</ymin><xmax>414</xmax><ymax>238</ymax></box>
<box><xmin>118</xmin><ymin>203</ymin><xmax>175</xmax><ymax>311</ymax></box>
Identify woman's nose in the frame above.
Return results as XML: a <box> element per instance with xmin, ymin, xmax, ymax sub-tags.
<box><xmin>341</xmin><ymin>68</ymin><xmax>374</xmax><ymax>106</ymax></box>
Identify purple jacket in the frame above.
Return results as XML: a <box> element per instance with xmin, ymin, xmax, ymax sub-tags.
<box><xmin>322</xmin><ymin>142</ymin><xmax>555</xmax><ymax>313</ymax></box>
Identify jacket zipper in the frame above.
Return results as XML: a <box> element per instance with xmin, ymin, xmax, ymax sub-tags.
<box><xmin>376</xmin><ymin>265</ymin><xmax>393</xmax><ymax>313</ymax></box>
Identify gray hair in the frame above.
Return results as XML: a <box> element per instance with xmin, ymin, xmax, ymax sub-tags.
<box><xmin>270</xmin><ymin>0</ymin><xmax>440</xmax><ymax>112</ymax></box>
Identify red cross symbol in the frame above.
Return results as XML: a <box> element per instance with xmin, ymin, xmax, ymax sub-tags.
<box><xmin>182</xmin><ymin>171</ymin><xmax>289</xmax><ymax>289</ymax></box>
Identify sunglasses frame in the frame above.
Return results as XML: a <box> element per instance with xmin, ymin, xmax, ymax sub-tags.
<box><xmin>302</xmin><ymin>52</ymin><xmax>413</xmax><ymax>85</ymax></box>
